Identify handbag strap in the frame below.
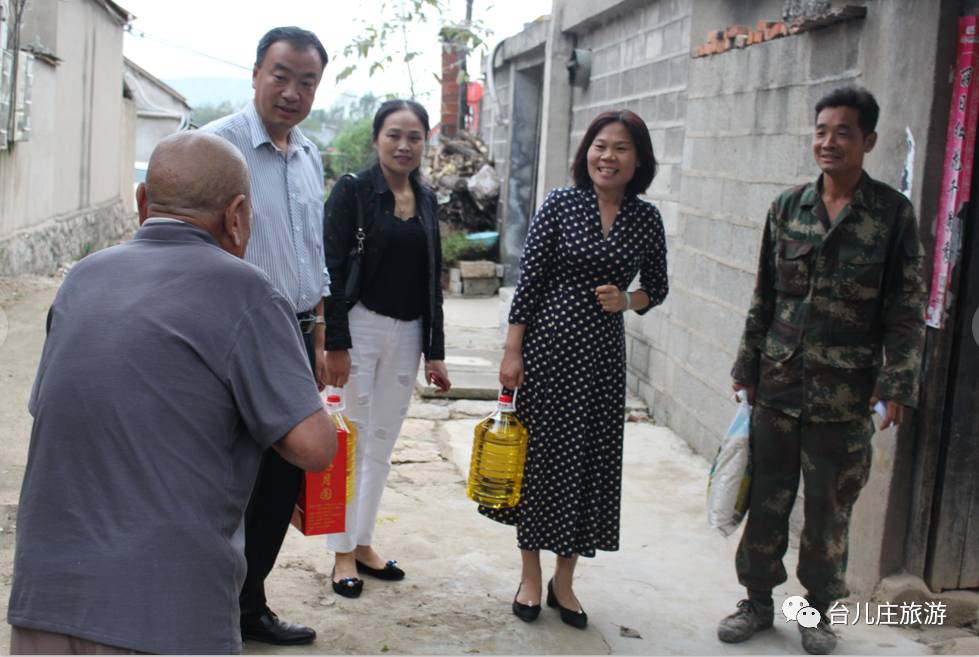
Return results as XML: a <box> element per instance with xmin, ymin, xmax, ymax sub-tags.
<box><xmin>342</xmin><ymin>173</ymin><xmax>366</xmax><ymax>255</ymax></box>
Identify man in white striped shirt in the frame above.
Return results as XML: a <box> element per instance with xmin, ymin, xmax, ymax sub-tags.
<box><xmin>202</xmin><ymin>26</ymin><xmax>329</xmax><ymax>647</ymax></box>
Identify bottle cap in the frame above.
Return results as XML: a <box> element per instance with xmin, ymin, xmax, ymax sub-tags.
<box><xmin>499</xmin><ymin>394</ymin><xmax>513</xmax><ymax>404</ymax></box>
<box><xmin>326</xmin><ymin>394</ymin><xmax>341</xmax><ymax>404</ymax></box>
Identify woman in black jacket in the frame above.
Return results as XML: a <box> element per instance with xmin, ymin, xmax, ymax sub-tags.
<box><xmin>322</xmin><ymin>99</ymin><xmax>451</xmax><ymax>598</ymax></box>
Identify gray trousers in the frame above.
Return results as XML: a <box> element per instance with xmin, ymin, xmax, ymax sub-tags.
<box><xmin>10</xmin><ymin>626</ymin><xmax>148</xmax><ymax>655</ymax></box>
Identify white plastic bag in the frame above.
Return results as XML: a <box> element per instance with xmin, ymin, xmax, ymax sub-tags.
<box><xmin>707</xmin><ymin>393</ymin><xmax>752</xmax><ymax>536</ymax></box>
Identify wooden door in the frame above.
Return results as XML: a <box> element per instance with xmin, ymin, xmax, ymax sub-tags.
<box><xmin>925</xmin><ymin>199</ymin><xmax>979</xmax><ymax>590</ymax></box>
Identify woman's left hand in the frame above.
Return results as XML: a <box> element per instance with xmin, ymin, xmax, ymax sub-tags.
<box><xmin>425</xmin><ymin>360</ymin><xmax>452</xmax><ymax>393</ymax></box>
<box><xmin>595</xmin><ymin>284</ymin><xmax>627</xmax><ymax>313</ymax></box>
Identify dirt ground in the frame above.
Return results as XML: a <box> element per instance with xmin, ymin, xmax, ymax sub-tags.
<box><xmin>1</xmin><ymin>275</ymin><xmax>974</xmax><ymax>655</ymax></box>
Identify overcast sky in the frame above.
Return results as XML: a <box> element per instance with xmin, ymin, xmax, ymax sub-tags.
<box><xmin>121</xmin><ymin>0</ymin><xmax>552</xmax><ymax>116</ymax></box>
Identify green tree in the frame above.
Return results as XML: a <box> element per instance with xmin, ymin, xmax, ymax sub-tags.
<box><xmin>336</xmin><ymin>0</ymin><xmax>490</xmax><ymax>99</ymax></box>
<box><xmin>326</xmin><ymin>117</ymin><xmax>375</xmax><ymax>179</ymax></box>
<box><xmin>190</xmin><ymin>101</ymin><xmax>238</xmax><ymax>127</ymax></box>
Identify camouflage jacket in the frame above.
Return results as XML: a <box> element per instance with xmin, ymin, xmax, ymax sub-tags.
<box><xmin>731</xmin><ymin>172</ymin><xmax>927</xmax><ymax>422</ymax></box>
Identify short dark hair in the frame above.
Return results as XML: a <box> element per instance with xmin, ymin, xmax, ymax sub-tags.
<box><xmin>814</xmin><ymin>86</ymin><xmax>879</xmax><ymax>136</ymax></box>
<box><xmin>255</xmin><ymin>27</ymin><xmax>328</xmax><ymax>70</ymax></box>
<box><xmin>371</xmin><ymin>99</ymin><xmax>431</xmax><ymax>140</ymax></box>
<box><xmin>571</xmin><ymin>110</ymin><xmax>657</xmax><ymax>196</ymax></box>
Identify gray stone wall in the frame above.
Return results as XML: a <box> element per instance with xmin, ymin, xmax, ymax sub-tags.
<box><xmin>0</xmin><ymin>199</ymin><xmax>133</xmax><ymax>276</ymax></box>
<box><xmin>0</xmin><ymin>0</ymin><xmax>131</xmax><ymax>274</ymax></box>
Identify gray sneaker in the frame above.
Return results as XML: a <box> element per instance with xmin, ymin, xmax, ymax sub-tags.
<box><xmin>799</xmin><ymin>620</ymin><xmax>837</xmax><ymax>654</ymax></box>
<box><xmin>717</xmin><ymin>599</ymin><xmax>775</xmax><ymax>643</ymax></box>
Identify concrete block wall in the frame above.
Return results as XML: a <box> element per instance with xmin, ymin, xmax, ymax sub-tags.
<box><xmin>559</xmin><ymin>1</ymin><xmax>693</xmax><ymax>417</ymax></box>
<box><xmin>477</xmin><ymin>0</ymin><xmax>955</xmax><ymax>594</ymax></box>
<box><xmin>663</xmin><ymin>23</ymin><xmax>862</xmax><ymax>458</ymax></box>
<box><xmin>665</xmin><ymin>1</ymin><xmax>953</xmax><ymax>596</ymax></box>
<box><xmin>479</xmin><ymin>0</ymin><xmax>946</xmax><ymax>466</ymax></box>
<box><xmin>480</xmin><ymin>62</ymin><xmax>511</xmax><ymax>166</ymax></box>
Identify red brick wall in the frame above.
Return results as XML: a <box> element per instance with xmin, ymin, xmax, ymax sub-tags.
<box><xmin>441</xmin><ymin>44</ymin><xmax>462</xmax><ymax>137</ymax></box>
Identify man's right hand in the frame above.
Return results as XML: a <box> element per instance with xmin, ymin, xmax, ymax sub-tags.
<box><xmin>732</xmin><ymin>381</ymin><xmax>756</xmax><ymax>405</ymax></box>
<box><xmin>326</xmin><ymin>350</ymin><xmax>351</xmax><ymax>387</ymax></box>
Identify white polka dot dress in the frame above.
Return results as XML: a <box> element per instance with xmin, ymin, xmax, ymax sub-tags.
<box><xmin>480</xmin><ymin>186</ymin><xmax>669</xmax><ymax>557</ymax></box>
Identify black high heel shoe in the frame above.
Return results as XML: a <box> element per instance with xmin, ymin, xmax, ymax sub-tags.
<box><xmin>331</xmin><ymin>567</ymin><xmax>363</xmax><ymax>598</ymax></box>
<box><xmin>356</xmin><ymin>558</ymin><xmax>405</xmax><ymax>581</ymax></box>
<box><xmin>546</xmin><ymin>579</ymin><xmax>587</xmax><ymax>629</ymax></box>
<box><xmin>512</xmin><ymin>582</ymin><xmax>541</xmax><ymax>622</ymax></box>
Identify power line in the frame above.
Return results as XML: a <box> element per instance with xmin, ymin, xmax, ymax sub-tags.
<box><xmin>124</xmin><ymin>25</ymin><xmax>251</xmax><ymax>71</ymax></box>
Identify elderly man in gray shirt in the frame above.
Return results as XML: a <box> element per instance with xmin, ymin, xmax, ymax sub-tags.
<box><xmin>6</xmin><ymin>131</ymin><xmax>336</xmax><ymax>655</ymax></box>
<box><xmin>202</xmin><ymin>26</ymin><xmax>330</xmax><ymax>645</ymax></box>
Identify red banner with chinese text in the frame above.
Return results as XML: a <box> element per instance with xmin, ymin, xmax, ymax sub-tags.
<box><xmin>927</xmin><ymin>16</ymin><xmax>979</xmax><ymax>328</ymax></box>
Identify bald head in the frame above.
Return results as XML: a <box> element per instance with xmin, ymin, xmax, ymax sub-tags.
<box><xmin>144</xmin><ymin>131</ymin><xmax>250</xmax><ymax>218</ymax></box>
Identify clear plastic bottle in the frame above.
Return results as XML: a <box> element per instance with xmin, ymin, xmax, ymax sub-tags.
<box><xmin>325</xmin><ymin>388</ymin><xmax>357</xmax><ymax>500</ymax></box>
<box><xmin>467</xmin><ymin>391</ymin><xmax>529</xmax><ymax>509</ymax></box>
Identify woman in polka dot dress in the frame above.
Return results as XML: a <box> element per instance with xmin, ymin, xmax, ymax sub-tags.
<box><xmin>482</xmin><ymin>110</ymin><xmax>669</xmax><ymax>629</ymax></box>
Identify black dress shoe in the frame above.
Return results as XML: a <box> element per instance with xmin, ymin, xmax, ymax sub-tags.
<box><xmin>332</xmin><ymin>567</ymin><xmax>364</xmax><ymax>598</ymax></box>
<box><xmin>241</xmin><ymin>608</ymin><xmax>316</xmax><ymax>645</ymax></box>
<box><xmin>355</xmin><ymin>558</ymin><xmax>405</xmax><ymax>581</ymax></box>
<box><xmin>512</xmin><ymin>582</ymin><xmax>541</xmax><ymax>622</ymax></box>
<box><xmin>546</xmin><ymin>579</ymin><xmax>588</xmax><ymax>629</ymax></box>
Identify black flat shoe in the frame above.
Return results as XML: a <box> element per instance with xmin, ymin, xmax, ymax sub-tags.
<box><xmin>331</xmin><ymin>567</ymin><xmax>364</xmax><ymax>598</ymax></box>
<box><xmin>241</xmin><ymin>608</ymin><xmax>316</xmax><ymax>645</ymax></box>
<box><xmin>547</xmin><ymin>579</ymin><xmax>587</xmax><ymax>629</ymax></box>
<box><xmin>512</xmin><ymin>582</ymin><xmax>541</xmax><ymax>622</ymax></box>
<box><xmin>355</xmin><ymin>558</ymin><xmax>405</xmax><ymax>581</ymax></box>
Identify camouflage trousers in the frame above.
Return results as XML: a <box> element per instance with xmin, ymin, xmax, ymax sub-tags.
<box><xmin>735</xmin><ymin>404</ymin><xmax>874</xmax><ymax>603</ymax></box>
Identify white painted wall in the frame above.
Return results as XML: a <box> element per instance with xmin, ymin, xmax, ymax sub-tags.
<box><xmin>0</xmin><ymin>0</ymin><xmax>128</xmax><ymax>240</ymax></box>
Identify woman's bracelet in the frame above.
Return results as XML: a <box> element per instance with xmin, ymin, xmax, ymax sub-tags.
<box><xmin>622</xmin><ymin>290</ymin><xmax>632</xmax><ymax>312</ymax></box>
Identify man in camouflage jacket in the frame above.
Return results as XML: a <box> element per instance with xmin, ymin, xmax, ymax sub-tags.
<box><xmin>717</xmin><ymin>87</ymin><xmax>926</xmax><ymax>655</ymax></box>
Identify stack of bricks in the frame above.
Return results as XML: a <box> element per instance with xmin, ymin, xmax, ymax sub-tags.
<box><xmin>693</xmin><ymin>5</ymin><xmax>867</xmax><ymax>58</ymax></box>
<box><xmin>449</xmin><ymin>260</ymin><xmax>501</xmax><ymax>297</ymax></box>
<box><xmin>694</xmin><ymin>20</ymin><xmax>788</xmax><ymax>57</ymax></box>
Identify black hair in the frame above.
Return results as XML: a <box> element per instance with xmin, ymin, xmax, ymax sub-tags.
<box><xmin>814</xmin><ymin>86</ymin><xmax>880</xmax><ymax>136</ymax></box>
<box><xmin>255</xmin><ymin>27</ymin><xmax>328</xmax><ymax>70</ymax></box>
<box><xmin>372</xmin><ymin>99</ymin><xmax>431</xmax><ymax>141</ymax></box>
<box><xmin>371</xmin><ymin>99</ymin><xmax>431</xmax><ymax>181</ymax></box>
<box><xmin>571</xmin><ymin>110</ymin><xmax>657</xmax><ymax>196</ymax></box>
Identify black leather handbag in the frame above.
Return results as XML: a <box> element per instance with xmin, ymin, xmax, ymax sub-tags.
<box><xmin>342</xmin><ymin>173</ymin><xmax>367</xmax><ymax>305</ymax></box>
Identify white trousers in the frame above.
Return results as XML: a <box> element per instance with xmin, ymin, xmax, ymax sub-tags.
<box><xmin>327</xmin><ymin>303</ymin><xmax>422</xmax><ymax>553</ymax></box>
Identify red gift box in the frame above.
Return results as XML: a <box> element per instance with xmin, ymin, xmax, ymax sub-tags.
<box><xmin>291</xmin><ymin>423</ymin><xmax>348</xmax><ymax>535</ymax></box>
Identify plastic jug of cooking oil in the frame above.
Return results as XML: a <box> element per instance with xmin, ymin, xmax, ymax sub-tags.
<box><xmin>467</xmin><ymin>389</ymin><xmax>528</xmax><ymax>508</ymax></box>
<box><xmin>325</xmin><ymin>387</ymin><xmax>357</xmax><ymax>500</ymax></box>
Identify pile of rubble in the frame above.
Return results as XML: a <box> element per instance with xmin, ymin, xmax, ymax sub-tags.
<box><xmin>424</xmin><ymin>131</ymin><xmax>500</xmax><ymax>232</ymax></box>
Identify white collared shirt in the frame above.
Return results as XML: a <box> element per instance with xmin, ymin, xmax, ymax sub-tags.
<box><xmin>202</xmin><ymin>101</ymin><xmax>329</xmax><ymax>313</ymax></box>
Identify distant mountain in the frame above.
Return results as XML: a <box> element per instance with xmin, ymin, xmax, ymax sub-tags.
<box><xmin>164</xmin><ymin>77</ymin><xmax>253</xmax><ymax>109</ymax></box>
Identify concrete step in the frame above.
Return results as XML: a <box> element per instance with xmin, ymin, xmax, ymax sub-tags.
<box><xmin>416</xmin><ymin>348</ymin><xmax>501</xmax><ymax>400</ymax></box>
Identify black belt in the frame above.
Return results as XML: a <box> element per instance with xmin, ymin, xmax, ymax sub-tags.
<box><xmin>296</xmin><ymin>311</ymin><xmax>316</xmax><ymax>334</ymax></box>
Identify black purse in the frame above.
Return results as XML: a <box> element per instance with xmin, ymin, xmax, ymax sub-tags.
<box><xmin>342</xmin><ymin>173</ymin><xmax>367</xmax><ymax>305</ymax></box>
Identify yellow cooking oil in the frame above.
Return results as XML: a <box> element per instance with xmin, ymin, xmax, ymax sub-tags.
<box><xmin>325</xmin><ymin>391</ymin><xmax>357</xmax><ymax>500</ymax></box>
<box><xmin>467</xmin><ymin>392</ymin><xmax>528</xmax><ymax>508</ymax></box>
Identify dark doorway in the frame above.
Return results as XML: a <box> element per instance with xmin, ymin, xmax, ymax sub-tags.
<box><xmin>501</xmin><ymin>64</ymin><xmax>544</xmax><ymax>287</ymax></box>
